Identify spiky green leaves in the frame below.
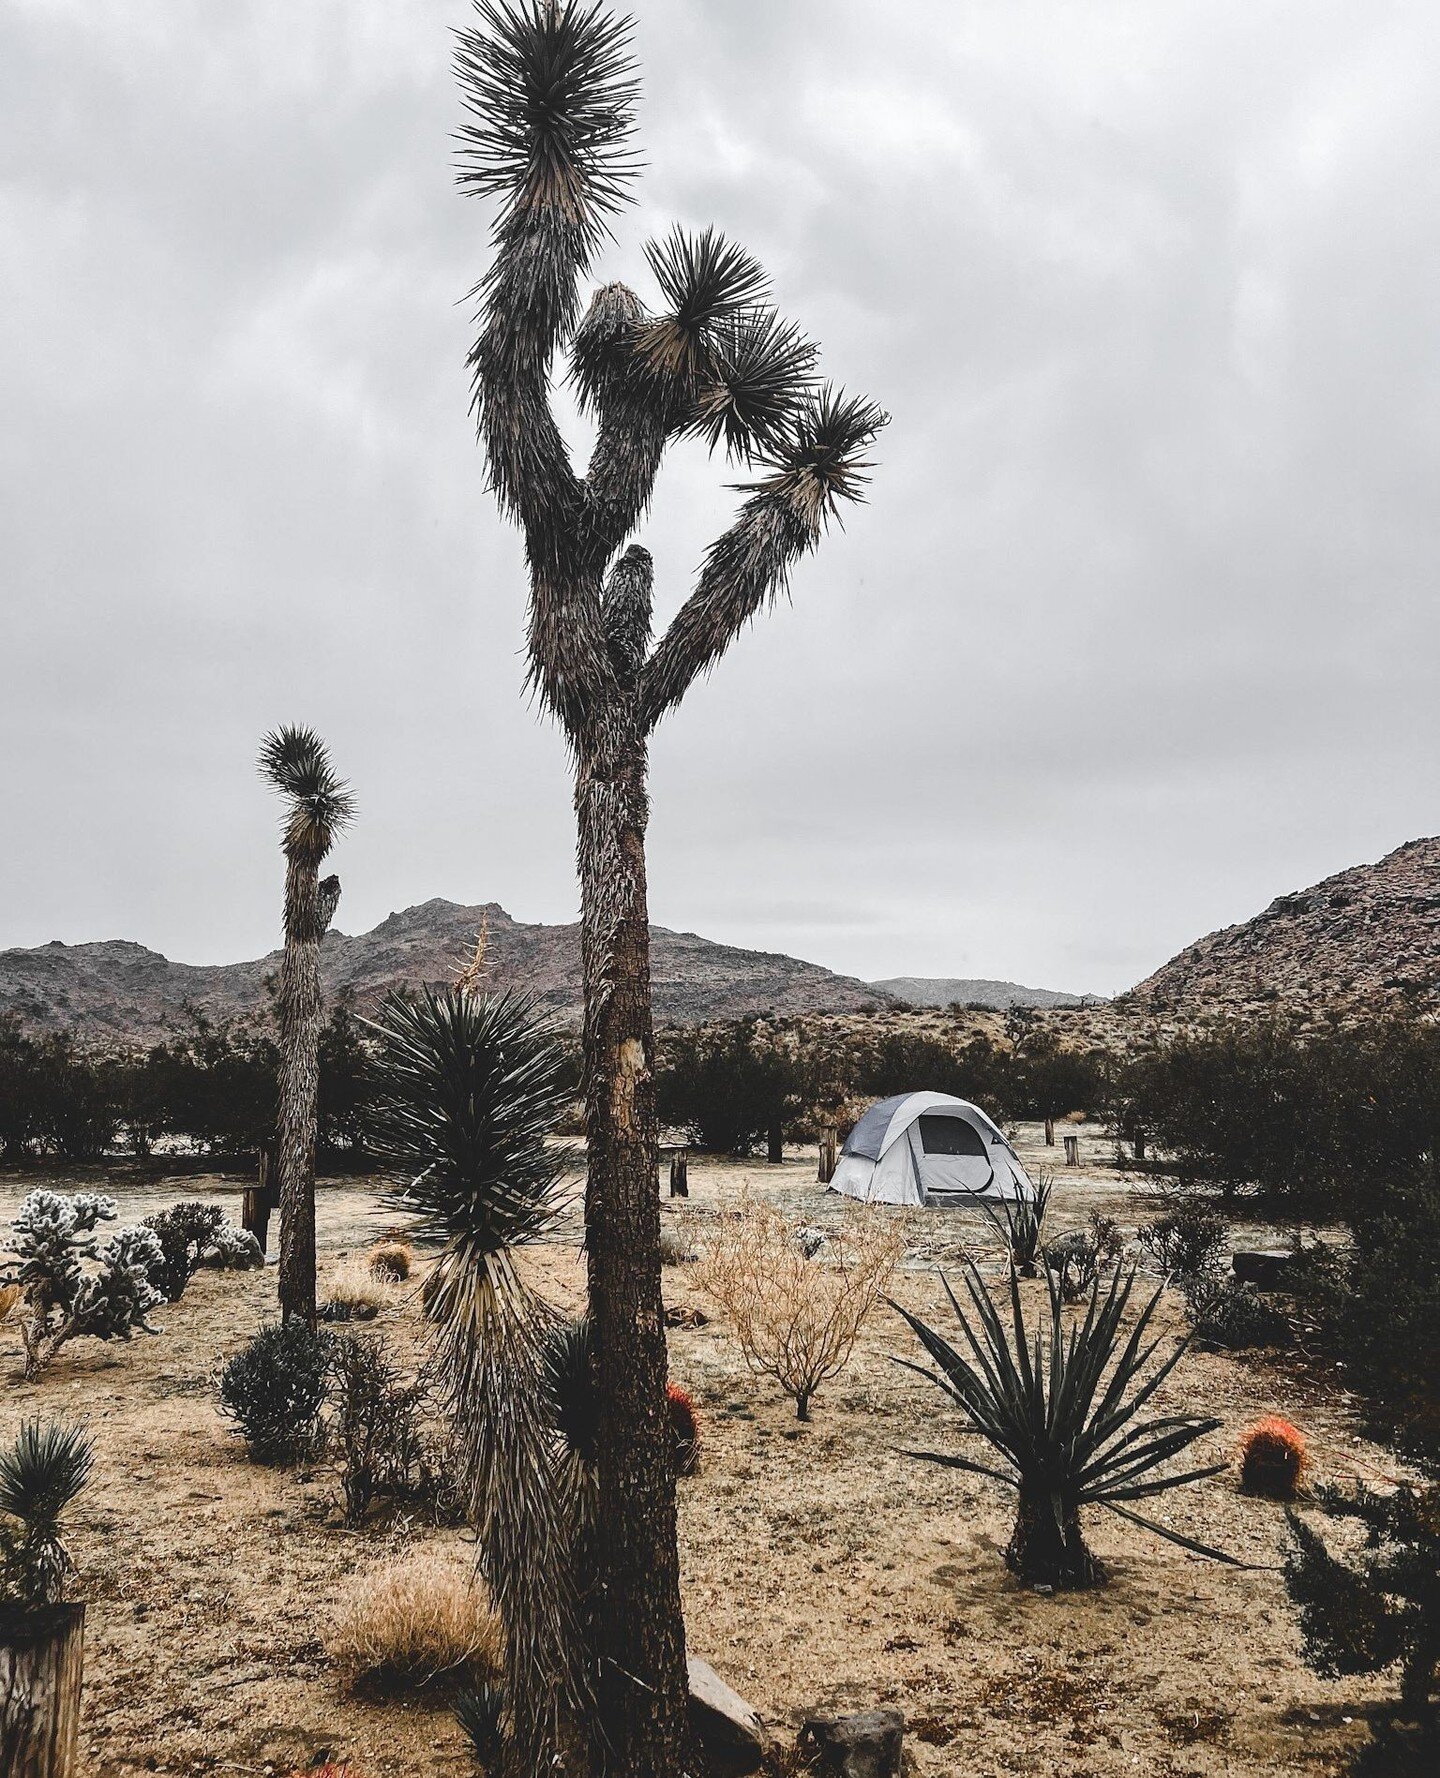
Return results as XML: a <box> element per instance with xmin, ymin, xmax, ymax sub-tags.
<box><xmin>753</xmin><ymin>385</ymin><xmax>890</xmax><ymax>528</ymax></box>
<box><xmin>0</xmin><ymin>1418</ymin><xmax>94</xmax><ymax>1606</ymax></box>
<box><xmin>894</xmin><ymin>1261</ymin><xmax>1236</xmax><ymax>1566</ymax></box>
<box><xmin>258</xmin><ymin>726</ymin><xmax>356</xmax><ymax>866</ymax></box>
<box><xmin>366</xmin><ymin>988</ymin><xmax>571</xmax><ymax>1266</ymax></box>
<box><xmin>455</xmin><ymin>0</ymin><xmax>640</xmax><ymax>247</ymax></box>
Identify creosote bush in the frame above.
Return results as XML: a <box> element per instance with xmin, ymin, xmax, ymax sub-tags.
<box><xmin>1138</xmin><ymin>1199</ymin><xmax>1228</xmax><ymax>1283</ymax></box>
<box><xmin>327</xmin><ymin>1332</ymin><xmax>447</xmax><ymax>1524</ymax></box>
<box><xmin>695</xmin><ymin>1198</ymin><xmax>904</xmax><ymax>1419</ymax></box>
<box><xmin>1183</xmin><ymin>1275</ymin><xmax>1291</xmax><ymax>1351</ymax></box>
<box><xmin>142</xmin><ymin>1200</ymin><xmax>226</xmax><ymax>1301</ymax></box>
<box><xmin>327</xmin><ymin>1548</ymin><xmax>503</xmax><ymax>1694</ymax></box>
<box><xmin>218</xmin><ymin>1320</ymin><xmax>330</xmax><ymax>1464</ymax></box>
<box><xmin>1042</xmin><ymin>1212</ymin><xmax>1122</xmax><ymax>1302</ymax></box>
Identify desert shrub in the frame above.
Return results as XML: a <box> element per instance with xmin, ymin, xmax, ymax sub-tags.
<box><xmin>1240</xmin><ymin>1416</ymin><xmax>1307</xmax><ymax>1500</ymax></box>
<box><xmin>327</xmin><ymin>1549</ymin><xmax>502</xmax><ymax>1693</ymax></box>
<box><xmin>695</xmin><ymin>1199</ymin><xmax>904</xmax><ymax>1419</ymax></box>
<box><xmin>658</xmin><ymin>1226</ymin><xmax>695</xmax><ymax>1267</ymax></box>
<box><xmin>368</xmin><ymin>1238</ymin><xmax>413</xmax><ymax>1282</ymax></box>
<box><xmin>1286</xmin><ymin>1482</ymin><xmax>1440</xmax><ymax>1719</ymax></box>
<box><xmin>980</xmin><ymin>1173</ymin><xmax>1052</xmax><ymax>1277</ymax></box>
<box><xmin>667</xmin><ymin>1383</ymin><xmax>700</xmax><ymax>1477</ymax></box>
<box><xmin>0</xmin><ymin>1418</ymin><xmax>95</xmax><ymax>1607</ymax></box>
<box><xmin>895</xmin><ymin>1262</ymin><xmax>1233</xmax><ymax>1589</ymax></box>
<box><xmin>327</xmin><ymin>1332</ymin><xmax>444</xmax><ymax>1523</ymax></box>
<box><xmin>321</xmin><ymin>1256</ymin><xmax>396</xmax><ymax>1322</ymax></box>
<box><xmin>1183</xmin><ymin>1275</ymin><xmax>1291</xmax><ymax>1350</ymax></box>
<box><xmin>1042</xmin><ymin>1213</ymin><xmax>1122</xmax><ymax>1302</ymax></box>
<box><xmin>1115</xmin><ymin>1014</ymin><xmax>1440</xmax><ymax>1213</ymax></box>
<box><xmin>218</xmin><ymin>1321</ymin><xmax>330</xmax><ymax>1463</ymax></box>
<box><xmin>0</xmin><ymin>1282</ymin><xmax>19</xmax><ymax>1323</ymax></box>
<box><xmin>1138</xmin><ymin>1199</ymin><xmax>1228</xmax><ymax>1282</ymax></box>
<box><xmin>656</xmin><ymin>1021</ymin><xmax>803</xmax><ymax>1154</ymax></box>
<box><xmin>2</xmin><ymin>1190</ymin><xmax>165</xmax><ymax>1379</ymax></box>
<box><xmin>142</xmin><ymin>1200</ymin><xmax>226</xmax><ymax>1301</ymax></box>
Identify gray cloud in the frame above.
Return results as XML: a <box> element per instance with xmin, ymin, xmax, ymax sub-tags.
<box><xmin>3</xmin><ymin>0</ymin><xmax>1437</xmax><ymax>996</ymax></box>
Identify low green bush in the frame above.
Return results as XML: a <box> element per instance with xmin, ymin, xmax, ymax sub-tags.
<box><xmin>218</xmin><ymin>1321</ymin><xmax>330</xmax><ymax>1464</ymax></box>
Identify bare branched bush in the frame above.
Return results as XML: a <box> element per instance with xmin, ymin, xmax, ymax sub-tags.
<box><xmin>695</xmin><ymin>1199</ymin><xmax>905</xmax><ymax>1419</ymax></box>
<box><xmin>327</xmin><ymin>1548</ymin><xmax>502</xmax><ymax>1694</ymax></box>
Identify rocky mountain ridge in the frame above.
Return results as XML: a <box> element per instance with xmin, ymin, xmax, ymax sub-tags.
<box><xmin>0</xmin><ymin>899</ymin><xmax>900</xmax><ymax>1045</ymax></box>
<box><xmin>1124</xmin><ymin>836</ymin><xmax>1440</xmax><ymax>1015</ymax></box>
<box><xmin>871</xmin><ymin>976</ymin><xmax>1102</xmax><ymax>1011</ymax></box>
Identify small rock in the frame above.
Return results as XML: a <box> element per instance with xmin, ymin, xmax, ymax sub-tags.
<box><xmin>798</xmin><ymin>1708</ymin><xmax>905</xmax><ymax>1778</ymax></box>
<box><xmin>687</xmin><ymin>1655</ymin><xmax>768</xmax><ymax>1776</ymax></box>
<box><xmin>1232</xmin><ymin>1250</ymin><xmax>1294</xmax><ymax>1288</ymax></box>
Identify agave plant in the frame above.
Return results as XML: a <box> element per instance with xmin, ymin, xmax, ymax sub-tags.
<box><xmin>366</xmin><ymin>985</ymin><xmax>584</xmax><ymax>1774</ymax></box>
<box><xmin>0</xmin><ymin>1419</ymin><xmax>95</xmax><ymax>1607</ymax></box>
<box><xmin>979</xmin><ymin>1172</ymin><xmax>1053</xmax><ymax>1277</ymax></box>
<box><xmin>893</xmin><ymin>1261</ymin><xmax>1236</xmax><ymax>1589</ymax></box>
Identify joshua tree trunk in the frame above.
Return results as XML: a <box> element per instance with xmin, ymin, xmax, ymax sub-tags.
<box><xmin>276</xmin><ymin>866</ymin><xmax>339</xmax><ymax>1329</ymax></box>
<box><xmin>576</xmin><ymin>707</ymin><xmax>691</xmax><ymax>1775</ymax></box>
<box><xmin>1006</xmin><ymin>1487</ymin><xmax>1098</xmax><ymax>1590</ymax></box>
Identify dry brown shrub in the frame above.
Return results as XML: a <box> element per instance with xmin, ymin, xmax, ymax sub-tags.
<box><xmin>327</xmin><ymin>1548</ymin><xmax>502</xmax><ymax>1693</ymax></box>
<box><xmin>324</xmin><ymin>1257</ymin><xmax>397</xmax><ymax>1319</ymax></box>
<box><xmin>0</xmin><ymin>1284</ymin><xmax>20</xmax><ymax>1325</ymax></box>
<box><xmin>694</xmin><ymin>1197</ymin><xmax>906</xmax><ymax>1419</ymax></box>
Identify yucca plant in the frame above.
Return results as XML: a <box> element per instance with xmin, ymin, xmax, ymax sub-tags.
<box><xmin>458</xmin><ymin>3</ymin><xmax>885</xmax><ymax>1763</ymax></box>
<box><xmin>893</xmin><ymin>1261</ymin><xmax>1236</xmax><ymax>1589</ymax></box>
<box><xmin>0</xmin><ymin>1419</ymin><xmax>95</xmax><ymax>1607</ymax></box>
<box><xmin>259</xmin><ymin>725</ymin><xmax>355</xmax><ymax>1329</ymax></box>
<box><xmin>980</xmin><ymin>1173</ymin><xmax>1053</xmax><ymax>1277</ymax></box>
<box><xmin>366</xmin><ymin>985</ymin><xmax>585</xmax><ymax>1775</ymax></box>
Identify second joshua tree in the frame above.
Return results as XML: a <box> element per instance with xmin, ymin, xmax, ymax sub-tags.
<box><xmin>456</xmin><ymin>4</ymin><xmax>885</xmax><ymax>1771</ymax></box>
<box><xmin>259</xmin><ymin>726</ymin><xmax>354</xmax><ymax>1330</ymax></box>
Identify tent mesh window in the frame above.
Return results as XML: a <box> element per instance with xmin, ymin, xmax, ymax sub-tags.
<box><xmin>916</xmin><ymin>1116</ymin><xmax>989</xmax><ymax>1157</ymax></box>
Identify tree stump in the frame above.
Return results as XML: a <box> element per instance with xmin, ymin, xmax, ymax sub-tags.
<box><xmin>1063</xmin><ymin>1134</ymin><xmax>1080</xmax><ymax>1167</ymax></box>
<box><xmin>1132</xmin><ymin>1128</ymin><xmax>1146</xmax><ymax>1160</ymax></box>
<box><xmin>0</xmin><ymin>1605</ymin><xmax>85</xmax><ymax>1778</ymax></box>
<box><xmin>1044</xmin><ymin>1117</ymin><xmax>1055</xmax><ymax>1147</ymax></box>
<box><xmin>818</xmin><ymin>1129</ymin><xmax>838</xmax><ymax>1185</ymax></box>
<box><xmin>668</xmin><ymin>1151</ymin><xmax>689</xmax><ymax>1198</ymax></box>
<box><xmin>767</xmin><ymin>1118</ymin><xmax>783</xmax><ymax>1165</ymax></box>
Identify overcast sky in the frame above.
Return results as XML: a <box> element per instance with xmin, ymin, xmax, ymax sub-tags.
<box><xmin>3</xmin><ymin>1</ymin><xmax>1438</xmax><ymax>996</ymax></box>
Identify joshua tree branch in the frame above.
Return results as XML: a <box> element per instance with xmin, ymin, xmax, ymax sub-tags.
<box><xmin>637</xmin><ymin>490</ymin><xmax>814</xmax><ymax>732</ymax></box>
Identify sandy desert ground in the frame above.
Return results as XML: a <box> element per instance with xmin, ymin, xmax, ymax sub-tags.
<box><xmin>0</xmin><ymin>1124</ymin><xmax>1400</xmax><ymax>1777</ymax></box>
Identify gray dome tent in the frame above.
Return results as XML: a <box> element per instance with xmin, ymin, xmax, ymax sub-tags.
<box><xmin>829</xmin><ymin>1091</ymin><xmax>1033</xmax><ymax>1206</ymax></box>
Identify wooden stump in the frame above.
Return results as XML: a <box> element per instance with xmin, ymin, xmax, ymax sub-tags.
<box><xmin>767</xmin><ymin>1118</ymin><xmax>783</xmax><ymax>1165</ymax></box>
<box><xmin>818</xmin><ymin>1129</ymin><xmax>838</xmax><ymax>1186</ymax></box>
<box><xmin>1132</xmin><ymin>1128</ymin><xmax>1146</xmax><ymax>1161</ymax></box>
<box><xmin>1063</xmin><ymin>1134</ymin><xmax>1079</xmax><ymax>1167</ymax></box>
<box><xmin>1043</xmin><ymin>1117</ymin><xmax>1055</xmax><ymax>1147</ymax></box>
<box><xmin>669</xmin><ymin>1151</ymin><xmax>689</xmax><ymax>1199</ymax></box>
<box><xmin>0</xmin><ymin>1604</ymin><xmax>85</xmax><ymax>1778</ymax></box>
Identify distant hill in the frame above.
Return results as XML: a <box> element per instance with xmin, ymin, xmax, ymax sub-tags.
<box><xmin>0</xmin><ymin>900</ymin><xmax>899</xmax><ymax>1045</ymax></box>
<box><xmin>1125</xmin><ymin>836</ymin><xmax>1440</xmax><ymax>1014</ymax></box>
<box><xmin>872</xmin><ymin>976</ymin><xmax>1103</xmax><ymax>1011</ymax></box>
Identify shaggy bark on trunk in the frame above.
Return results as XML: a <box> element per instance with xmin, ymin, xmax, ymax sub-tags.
<box><xmin>1006</xmin><ymin>1487</ymin><xmax>1100</xmax><ymax>1590</ymax></box>
<box><xmin>275</xmin><ymin>867</ymin><xmax>339</xmax><ymax>1329</ymax></box>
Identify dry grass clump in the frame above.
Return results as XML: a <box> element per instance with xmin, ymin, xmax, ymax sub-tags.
<box><xmin>323</xmin><ymin>1257</ymin><xmax>397</xmax><ymax>1321</ymax></box>
<box><xmin>327</xmin><ymin>1548</ymin><xmax>502</xmax><ymax>1693</ymax></box>
<box><xmin>695</xmin><ymin>1197</ymin><xmax>906</xmax><ymax>1420</ymax></box>
<box><xmin>0</xmin><ymin>1283</ymin><xmax>20</xmax><ymax>1325</ymax></box>
<box><xmin>368</xmin><ymin>1239</ymin><xmax>414</xmax><ymax>1282</ymax></box>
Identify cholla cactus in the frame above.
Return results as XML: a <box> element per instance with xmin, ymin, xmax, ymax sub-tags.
<box><xmin>2</xmin><ymin>1190</ymin><xmax>164</xmax><ymax>1380</ymax></box>
<box><xmin>203</xmin><ymin>1224</ymin><xmax>264</xmax><ymax>1271</ymax></box>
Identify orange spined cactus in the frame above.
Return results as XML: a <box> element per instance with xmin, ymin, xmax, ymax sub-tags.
<box><xmin>667</xmin><ymin>1383</ymin><xmax>700</xmax><ymax>1477</ymax></box>
<box><xmin>1240</xmin><ymin>1415</ymin><xmax>1306</xmax><ymax>1499</ymax></box>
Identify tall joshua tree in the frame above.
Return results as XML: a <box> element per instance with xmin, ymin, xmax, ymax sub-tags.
<box><xmin>258</xmin><ymin>726</ymin><xmax>355</xmax><ymax>1329</ymax></box>
<box><xmin>457</xmin><ymin>5</ymin><xmax>886</xmax><ymax>1771</ymax></box>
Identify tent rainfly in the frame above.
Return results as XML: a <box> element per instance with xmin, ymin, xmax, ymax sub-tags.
<box><xmin>829</xmin><ymin>1091</ymin><xmax>1034</xmax><ymax>1206</ymax></box>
